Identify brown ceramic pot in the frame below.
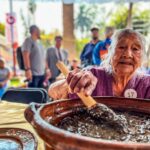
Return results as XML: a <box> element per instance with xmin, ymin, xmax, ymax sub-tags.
<box><xmin>0</xmin><ymin>128</ymin><xmax>37</xmax><ymax>150</ymax></box>
<box><xmin>24</xmin><ymin>97</ymin><xmax>150</xmax><ymax>150</ymax></box>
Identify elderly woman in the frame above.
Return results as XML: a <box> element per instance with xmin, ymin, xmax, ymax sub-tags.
<box><xmin>48</xmin><ymin>29</ymin><xmax>150</xmax><ymax>100</ymax></box>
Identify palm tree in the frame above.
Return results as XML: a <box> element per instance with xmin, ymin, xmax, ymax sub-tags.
<box><xmin>20</xmin><ymin>0</ymin><xmax>36</xmax><ymax>37</ymax></box>
<box><xmin>75</xmin><ymin>4</ymin><xmax>98</xmax><ymax>37</ymax></box>
<box><xmin>28</xmin><ymin>0</ymin><xmax>36</xmax><ymax>23</ymax></box>
<box><xmin>63</xmin><ymin>3</ymin><xmax>75</xmax><ymax>59</ymax></box>
<box><xmin>126</xmin><ymin>2</ymin><xmax>133</xmax><ymax>28</ymax></box>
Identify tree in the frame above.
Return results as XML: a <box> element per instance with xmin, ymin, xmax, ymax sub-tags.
<box><xmin>126</xmin><ymin>2</ymin><xmax>133</xmax><ymax>28</ymax></box>
<box><xmin>0</xmin><ymin>23</ymin><xmax>5</xmax><ymax>36</ymax></box>
<box><xmin>28</xmin><ymin>0</ymin><xmax>36</xmax><ymax>15</ymax></box>
<box><xmin>109</xmin><ymin>4</ymin><xmax>150</xmax><ymax>32</ymax></box>
<box><xmin>132</xmin><ymin>9</ymin><xmax>150</xmax><ymax>35</ymax></box>
<box><xmin>20</xmin><ymin>0</ymin><xmax>36</xmax><ymax>37</ymax></box>
<box><xmin>96</xmin><ymin>7</ymin><xmax>113</xmax><ymax>38</ymax></box>
<box><xmin>63</xmin><ymin>3</ymin><xmax>75</xmax><ymax>59</ymax></box>
<box><xmin>108</xmin><ymin>5</ymin><xmax>129</xmax><ymax>29</ymax></box>
<box><xmin>40</xmin><ymin>29</ymin><xmax>60</xmax><ymax>48</ymax></box>
<box><xmin>75</xmin><ymin>4</ymin><xmax>98</xmax><ymax>37</ymax></box>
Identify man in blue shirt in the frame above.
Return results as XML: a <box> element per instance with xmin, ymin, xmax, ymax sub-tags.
<box><xmin>93</xmin><ymin>27</ymin><xmax>115</xmax><ymax>65</ymax></box>
<box><xmin>80</xmin><ymin>27</ymin><xmax>100</xmax><ymax>67</ymax></box>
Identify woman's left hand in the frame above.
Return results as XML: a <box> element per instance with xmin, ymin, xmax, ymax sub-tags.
<box><xmin>48</xmin><ymin>79</ymin><xmax>69</xmax><ymax>100</ymax></box>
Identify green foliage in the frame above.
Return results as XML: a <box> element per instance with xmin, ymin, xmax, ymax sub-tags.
<box><xmin>75</xmin><ymin>4</ymin><xmax>98</xmax><ymax>36</ymax></box>
<box><xmin>0</xmin><ymin>23</ymin><xmax>5</xmax><ymax>36</ymax></box>
<box><xmin>40</xmin><ymin>29</ymin><xmax>61</xmax><ymax>48</ymax></box>
<box><xmin>28</xmin><ymin>0</ymin><xmax>36</xmax><ymax>14</ymax></box>
<box><xmin>108</xmin><ymin>5</ymin><xmax>129</xmax><ymax>29</ymax></box>
<box><xmin>108</xmin><ymin>4</ymin><xmax>150</xmax><ymax>35</ymax></box>
<box><xmin>132</xmin><ymin>9</ymin><xmax>150</xmax><ymax>35</ymax></box>
<box><xmin>96</xmin><ymin>7</ymin><xmax>114</xmax><ymax>39</ymax></box>
<box><xmin>20</xmin><ymin>0</ymin><xmax>36</xmax><ymax>37</ymax></box>
<box><xmin>20</xmin><ymin>10</ymin><xmax>29</xmax><ymax>37</ymax></box>
<box><xmin>134</xmin><ymin>9</ymin><xmax>150</xmax><ymax>20</ymax></box>
<box><xmin>75</xmin><ymin>38</ymin><xmax>89</xmax><ymax>57</ymax></box>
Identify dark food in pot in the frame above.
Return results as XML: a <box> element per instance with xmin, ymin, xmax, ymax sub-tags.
<box><xmin>52</xmin><ymin>108</ymin><xmax>150</xmax><ymax>143</ymax></box>
<box><xmin>88</xmin><ymin>104</ymin><xmax>128</xmax><ymax>133</ymax></box>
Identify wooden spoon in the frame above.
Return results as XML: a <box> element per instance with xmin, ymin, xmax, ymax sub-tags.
<box><xmin>56</xmin><ymin>61</ymin><xmax>96</xmax><ymax>108</ymax></box>
<box><xmin>56</xmin><ymin>61</ymin><xmax>128</xmax><ymax>133</ymax></box>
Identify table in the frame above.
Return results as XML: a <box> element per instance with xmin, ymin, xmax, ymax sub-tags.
<box><xmin>0</xmin><ymin>101</ymin><xmax>45</xmax><ymax>150</ymax></box>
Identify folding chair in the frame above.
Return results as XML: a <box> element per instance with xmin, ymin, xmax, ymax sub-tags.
<box><xmin>1</xmin><ymin>88</ymin><xmax>51</xmax><ymax>104</ymax></box>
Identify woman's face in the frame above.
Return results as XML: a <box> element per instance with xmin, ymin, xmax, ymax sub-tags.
<box><xmin>112</xmin><ymin>34</ymin><xmax>143</xmax><ymax>76</ymax></box>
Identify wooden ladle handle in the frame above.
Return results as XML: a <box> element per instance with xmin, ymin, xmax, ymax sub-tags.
<box><xmin>56</xmin><ymin>61</ymin><xmax>97</xmax><ymax>108</ymax></box>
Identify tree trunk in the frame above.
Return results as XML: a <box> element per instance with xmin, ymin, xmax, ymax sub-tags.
<box><xmin>126</xmin><ymin>2</ymin><xmax>133</xmax><ymax>28</ymax></box>
<box><xmin>63</xmin><ymin>3</ymin><xmax>76</xmax><ymax>60</ymax></box>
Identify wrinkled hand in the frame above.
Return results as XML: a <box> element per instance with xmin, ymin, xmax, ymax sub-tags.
<box><xmin>25</xmin><ymin>70</ymin><xmax>32</xmax><ymax>81</ymax></box>
<box><xmin>48</xmin><ymin>79</ymin><xmax>69</xmax><ymax>100</ymax></box>
<box><xmin>67</xmin><ymin>69</ymin><xmax>97</xmax><ymax>96</ymax></box>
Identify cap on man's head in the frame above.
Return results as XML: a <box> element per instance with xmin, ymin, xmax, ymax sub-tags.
<box><xmin>29</xmin><ymin>25</ymin><xmax>39</xmax><ymax>34</ymax></box>
<box><xmin>90</xmin><ymin>27</ymin><xmax>99</xmax><ymax>32</ymax></box>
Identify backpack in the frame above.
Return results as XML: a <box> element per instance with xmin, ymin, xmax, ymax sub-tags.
<box><xmin>17</xmin><ymin>46</ymin><xmax>25</xmax><ymax>70</ymax></box>
<box><xmin>17</xmin><ymin>42</ymin><xmax>34</xmax><ymax>70</ymax></box>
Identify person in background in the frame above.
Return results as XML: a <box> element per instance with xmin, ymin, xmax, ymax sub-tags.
<box><xmin>80</xmin><ymin>27</ymin><xmax>100</xmax><ymax>67</ymax></box>
<box><xmin>22</xmin><ymin>25</ymin><xmax>50</xmax><ymax>88</ymax></box>
<box><xmin>0</xmin><ymin>58</ymin><xmax>11</xmax><ymax>98</ymax></box>
<box><xmin>46</xmin><ymin>36</ymin><xmax>68</xmax><ymax>84</ymax></box>
<box><xmin>70</xmin><ymin>59</ymin><xmax>80</xmax><ymax>70</ymax></box>
<box><xmin>93</xmin><ymin>27</ymin><xmax>115</xmax><ymax>66</ymax></box>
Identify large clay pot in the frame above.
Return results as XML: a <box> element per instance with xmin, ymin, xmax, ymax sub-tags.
<box><xmin>24</xmin><ymin>97</ymin><xmax>150</xmax><ymax>150</ymax></box>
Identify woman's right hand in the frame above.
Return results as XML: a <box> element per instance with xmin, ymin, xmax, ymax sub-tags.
<box><xmin>67</xmin><ymin>69</ymin><xmax>98</xmax><ymax>96</ymax></box>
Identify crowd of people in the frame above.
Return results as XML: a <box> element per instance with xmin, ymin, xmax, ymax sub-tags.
<box><xmin>80</xmin><ymin>26</ymin><xmax>115</xmax><ymax>67</ymax></box>
<box><xmin>20</xmin><ymin>25</ymin><xmax>150</xmax><ymax>90</ymax></box>
<box><xmin>0</xmin><ymin>25</ymin><xmax>150</xmax><ymax>99</ymax></box>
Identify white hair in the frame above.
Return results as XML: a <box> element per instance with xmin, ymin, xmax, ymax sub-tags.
<box><xmin>101</xmin><ymin>28</ymin><xmax>146</xmax><ymax>73</ymax></box>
